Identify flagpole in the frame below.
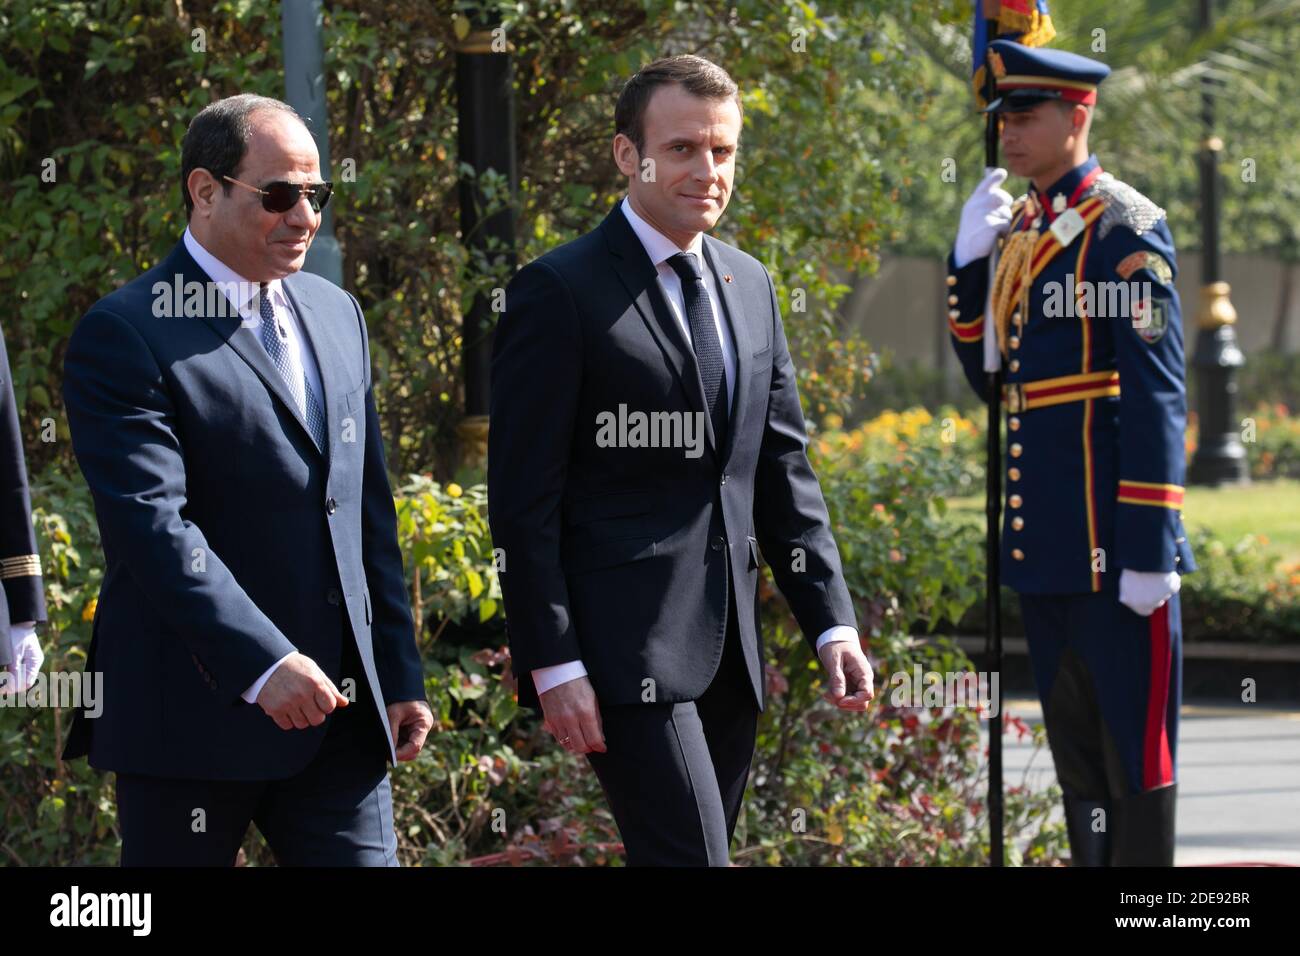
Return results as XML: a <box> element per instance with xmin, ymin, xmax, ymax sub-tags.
<box><xmin>981</xmin><ymin>16</ymin><xmax>1005</xmax><ymax>869</ymax></box>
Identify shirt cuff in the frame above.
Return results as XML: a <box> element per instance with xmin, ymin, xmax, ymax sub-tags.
<box><xmin>242</xmin><ymin>652</ymin><xmax>296</xmax><ymax>704</ymax></box>
<box><xmin>532</xmin><ymin>660</ymin><xmax>588</xmax><ymax>696</ymax></box>
<box><xmin>814</xmin><ymin>625</ymin><xmax>859</xmax><ymax>653</ymax></box>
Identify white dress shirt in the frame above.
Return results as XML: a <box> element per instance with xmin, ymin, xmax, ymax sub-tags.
<box><xmin>531</xmin><ymin>198</ymin><xmax>857</xmax><ymax>697</ymax></box>
<box><xmin>182</xmin><ymin>227</ymin><xmax>320</xmax><ymax>702</ymax></box>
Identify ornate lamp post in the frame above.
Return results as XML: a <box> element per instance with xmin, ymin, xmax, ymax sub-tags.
<box><xmin>1188</xmin><ymin>0</ymin><xmax>1249</xmax><ymax>486</ymax></box>
<box><xmin>454</xmin><ymin>12</ymin><xmax>518</xmax><ymax>470</ymax></box>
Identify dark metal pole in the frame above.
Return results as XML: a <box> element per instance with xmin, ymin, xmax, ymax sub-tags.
<box><xmin>454</xmin><ymin>14</ymin><xmax>518</xmax><ymax>470</ymax></box>
<box><xmin>282</xmin><ymin>0</ymin><xmax>343</xmax><ymax>287</ymax></box>
<box><xmin>1188</xmin><ymin>0</ymin><xmax>1248</xmax><ymax>486</ymax></box>
<box><xmin>981</xmin><ymin>20</ymin><xmax>1005</xmax><ymax>869</ymax></box>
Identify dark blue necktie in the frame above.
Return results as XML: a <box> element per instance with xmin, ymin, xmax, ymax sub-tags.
<box><xmin>667</xmin><ymin>252</ymin><xmax>728</xmax><ymax>446</ymax></box>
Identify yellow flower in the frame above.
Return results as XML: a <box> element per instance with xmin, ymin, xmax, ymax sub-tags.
<box><xmin>81</xmin><ymin>597</ymin><xmax>98</xmax><ymax>621</ymax></box>
<box><xmin>446</xmin><ymin>483</ymin><xmax>463</xmax><ymax>498</ymax></box>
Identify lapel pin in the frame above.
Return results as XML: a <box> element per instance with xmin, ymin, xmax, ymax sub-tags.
<box><xmin>723</xmin><ymin>274</ymin><xmax>733</xmax><ymax>283</ymax></box>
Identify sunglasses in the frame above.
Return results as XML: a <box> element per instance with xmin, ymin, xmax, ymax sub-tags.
<box><xmin>223</xmin><ymin>175</ymin><xmax>334</xmax><ymax>214</ymax></box>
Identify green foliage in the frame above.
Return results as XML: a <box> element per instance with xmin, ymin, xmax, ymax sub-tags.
<box><xmin>746</xmin><ymin>620</ymin><xmax>1063</xmax><ymax>866</ymax></box>
<box><xmin>1242</xmin><ymin>402</ymin><xmax>1300</xmax><ymax>482</ymax></box>
<box><xmin>1237</xmin><ymin>353</ymin><xmax>1300</xmax><ymax>415</ymax></box>
<box><xmin>0</xmin><ymin>0</ymin><xmax>951</xmax><ymax>478</ymax></box>
<box><xmin>811</xmin><ymin>409</ymin><xmax>985</xmax><ymax>635</ymax></box>
<box><xmin>395</xmin><ymin>476</ymin><xmax>502</xmax><ymax>641</ymax></box>
<box><xmin>883</xmin><ymin>0</ymin><xmax>1300</xmax><ymax>263</ymax></box>
<box><xmin>1178</xmin><ymin>525</ymin><xmax>1300</xmax><ymax>644</ymax></box>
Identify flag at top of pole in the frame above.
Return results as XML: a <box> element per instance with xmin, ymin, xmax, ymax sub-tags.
<box><xmin>972</xmin><ymin>1</ymin><xmax>1056</xmax><ymax>108</ymax></box>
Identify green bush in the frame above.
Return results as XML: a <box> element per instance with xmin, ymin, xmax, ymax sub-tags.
<box><xmin>1177</xmin><ymin>526</ymin><xmax>1300</xmax><ymax>644</ymax></box>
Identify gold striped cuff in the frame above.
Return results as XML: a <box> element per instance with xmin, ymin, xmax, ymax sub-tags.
<box><xmin>0</xmin><ymin>554</ymin><xmax>41</xmax><ymax>579</ymax></box>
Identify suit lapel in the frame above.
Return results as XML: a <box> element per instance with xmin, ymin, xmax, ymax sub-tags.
<box><xmin>281</xmin><ymin>276</ymin><xmax>342</xmax><ymax>467</ymax></box>
<box><xmin>701</xmin><ymin>237</ymin><xmax>751</xmax><ymax>466</ymax></box>
<box><xmin>171</xmin><ymin>240</ymin><xmax>326</xmax><ymax>460</ymax></box>
<box><xmin>601</xmin><ymin>206</ymin><xmax>720</xmax><ymax>460</ymax></box>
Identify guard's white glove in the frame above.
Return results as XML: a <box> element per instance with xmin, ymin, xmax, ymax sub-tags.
<box><xmin>1119</xmin><ymin>569</ymin><xmax>1181</xmax><ymax>618</ymax></box>
<box><xmin>954</xmin><ymin>167</ymin><xmax>1014</xmax><ymax>268</ymax></box>
<box><xmin>1</xmin><ymin>623</ymin><xmax>43</xmax><ymax>694</ymax></box>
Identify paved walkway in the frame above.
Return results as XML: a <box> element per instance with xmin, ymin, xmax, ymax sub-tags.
<box><xmin>991</xmin><ymin>696</ymin><xmax>1300</xmax><ymax>866</ymax></box>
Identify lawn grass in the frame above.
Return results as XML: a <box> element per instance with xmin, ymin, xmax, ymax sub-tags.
<box><xmin>947</xmin><ymin>478</ymin><xmax>1300</xmax><ymax>565</ymax></box>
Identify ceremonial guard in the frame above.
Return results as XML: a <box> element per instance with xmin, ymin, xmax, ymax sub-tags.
<box><xmin>947</xmin><ymin>41</ymin><xmax>1194</xmax><ymax>865</ymax></box>
<box><xmin>0</xmin><ymin>322</ymin><xmax>46</xmax><ymax>691</ymax></box>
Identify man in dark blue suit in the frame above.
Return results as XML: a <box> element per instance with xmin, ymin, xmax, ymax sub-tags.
<box><xmin>61</xmin><ymin>94</ymin><xmax>431</xmax><ymax>866</ymax></box>
<box><xmin>489</xmin><ymin>56</ymin><xmax>874</xmax><ymax>865</ymax></box>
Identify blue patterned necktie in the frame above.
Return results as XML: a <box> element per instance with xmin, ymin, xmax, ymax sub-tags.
<box><xmin>666</xmin><ymin>252</ymin><xmax>729</xmax><ymax>446</ymax></box>
<box><xmin>257</xmin><ymin>283</ymin><xmax>327</xmax><ymax>451</ymax></box>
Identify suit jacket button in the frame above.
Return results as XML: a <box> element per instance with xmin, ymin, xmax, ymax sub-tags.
<box><xmin>326</xmin><ymin>497</ymin><xmax>338</xmax><ymax>514</ymax></box>
<box><xmin>711</xmin><ymin>536</ymin><xmax>726</xmax><ymax>552</ymax></box>
<box><xmin>327</xmin><ymin>588</ymin><xmax>342</xmax><ymax>605</ymax></box>
<box><xmin>1012</xmin><ymin>548</ymin><xmax>1025</xmax><ymax>561</ymax></box>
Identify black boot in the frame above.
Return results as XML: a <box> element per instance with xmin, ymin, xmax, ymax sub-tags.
<box><xmin>1110</xmin><ymin>783</ymin><xmax>1177</xmax><ymax>866</ymax></box>
<box><xmin>1062</xmin><ymin>794</ymin><xmax>1110</xmax><ymax>866</ymax></box>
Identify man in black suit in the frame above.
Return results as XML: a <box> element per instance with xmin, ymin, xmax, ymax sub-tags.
<box><xmin>0</xmin><ymin>322</ymin><xmax>46</xmax><ymax>693</ymax></box>
<box><xmin>489</xmin><ymin>55</ymin><xmax>874</xmax><ymax>865</ymax></box>
<box><xmin>62</xmin><ymin>94</ymin><xmax>432</xmax><ymax>865</ymax></box>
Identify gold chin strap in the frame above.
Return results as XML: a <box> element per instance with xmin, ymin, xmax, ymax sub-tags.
<box><xmin>990</xmin><ymin>225</ymin><xmax>1039</xmax><ymax>358</ymax></box>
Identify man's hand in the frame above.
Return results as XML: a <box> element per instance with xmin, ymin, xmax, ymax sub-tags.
<box><xmin>387</xmin><ymin>699</ymin><xmax>434</xmax><ymax>761</ymax></box>
<box><xmin>1</xmin><ymin>628</ymin><xmax>43</xmax><ymax>695</ymax></box>
<box><xmin>818</xmin><ymin>640</ymin><xmax>875</xmax><ymax>712</ymax></box>
<box><xmin>539</xmin><ymin>676</ymin><xmax>606</xmax><ymax>755</ymax></box>
<box><xmin>255</xmin><ymin>651</ymin><xmax>349</xmax><ymax>730</ymax></box>
<box><xmin>954</xmin><ymin>167</ymin><xmax>1014</xmax><ymax>268</ymax></box>
<box><xmin>1119</xmin><ymin>569</ymin><xmax>1180</xmax><ymax>617</ymax></box>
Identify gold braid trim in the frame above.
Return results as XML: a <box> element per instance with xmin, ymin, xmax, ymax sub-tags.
<box><xmin>990</xmin><ymin>228</ymin><xmax>1039</xmax><ymax>358</ymax></box>
<box><xmin>0</xmin><ymin>554</ymin><xmax>41</xmax><ymax>579</ymax></box>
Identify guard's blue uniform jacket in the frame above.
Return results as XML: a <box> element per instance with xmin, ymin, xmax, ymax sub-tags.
<box><xmin>947</xmin><ymin>154</ymin><xmax>1197</xmax><ymax>595</ymax></box>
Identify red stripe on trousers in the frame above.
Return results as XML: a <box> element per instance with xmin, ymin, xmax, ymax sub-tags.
<box><xmin>1143</xmin><ymin>602</ymin><xmax>1174</xmax><ymax>789</ymax></box>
